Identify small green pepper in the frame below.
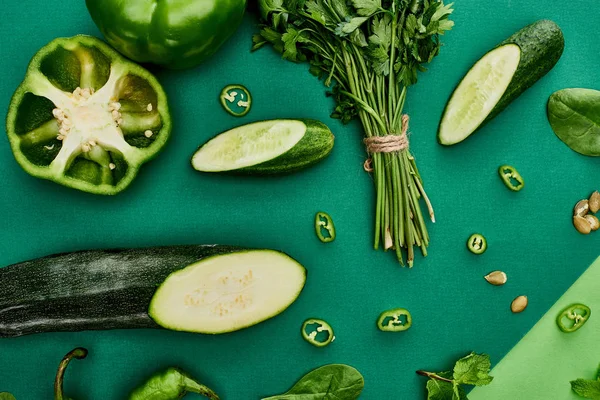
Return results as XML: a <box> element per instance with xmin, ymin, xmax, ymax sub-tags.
<box><xmin>129</xmin><ymin>367</ymin><xmax>220</xmax><ymax>400</ymax></box>
<box><xmin>377</xmin><ymin>308</ymin><xmax>412</xmax><ymax>332</ymax></box>
<box><xmin>315</xmin><ymin>212</ymin><xmax>336</xmax><ymax>243</ymax></box>
<box><xmin>498</xmin><ymin>165</ymin><xmax>525</xmax><ymax>191</ymax></box>
<box><xmin>220</xmin><ymin>85</ymin><xmax>252</xmax><ymax>117</ymax></box>
<box><xmin>467</xmin><ymin>233</ymin><xmax>487</xmax><ymax>255</ymax></box>
<box><xmin>54</xmin><ymin>347</ymin><xmax>88</xmax><ymax>400</ymax></box>
<box><xmin>301</xmin><ymin>318</ymin><xmax>335</xmax><ymax>347</ymax></box>
<box><xmin>556</xmin><ymin>303</ymin><xmax>591</xmax><ymax>333</ymax></box>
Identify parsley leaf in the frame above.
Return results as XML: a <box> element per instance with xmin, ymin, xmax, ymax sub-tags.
<box><xmin>281</xmin><ymin>26</ymin><xmax>309</xmax><ymax>61</ymax></box>
<box><xmin>336</xmin><ymin>17</ymin><xmax>369</xmax><ymax>36</ymax></box>
<box><xmin>571</xmin><ymin>379</ymin><xmax>600</xmax><ymax>399</ymax></box>
<box><xmin>453</xmin><ymin>352</ymin><xmax>494</xmax><ymax>386</ymax></box>
<box><xmin>351</xmin><ymin>0</ymin><xmax>382</xmax><ymax>16</ymax></box>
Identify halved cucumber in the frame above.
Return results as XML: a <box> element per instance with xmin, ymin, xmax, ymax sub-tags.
<box><xmin>438</xmin><ymin>20</ymin><xmax>564</xmax><ymax>146</ymax></box>
<box><xmin>191</xmin><ymin>119</ymin><xmax>334</xmax><ymax>174</ymax></box>
<box><xmin>149</xmin><ymin>249</ymin><xmax>306</xmax><ymax>334</ymax></box>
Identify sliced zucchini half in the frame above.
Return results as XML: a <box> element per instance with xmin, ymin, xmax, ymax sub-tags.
<box><xmin>438</xmin><ymin>20</ymin><xmax>564</xmax><ymax>146</ymax></box>
<box><xmin>149</xmin><ymin>249</ymin><xmax>307</xmax><ymax>334</ymax></box>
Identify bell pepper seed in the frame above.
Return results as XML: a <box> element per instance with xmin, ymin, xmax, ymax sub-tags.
<box><xmin>315</xmin><ymin>212</ymin><xmax>336</xmax><ymax>243</ymax></box>
<box><xmin>467</xmin><ymin>233</ymin><xmax>487</xmax><ymax>254</ymax></box>
<box><xmin>301</xmin><ymin>318</ymin><xmax>334</xmax><ymax>347</ymax></box>
<box><xmin>498</xmin><ymin>165</ymin><xmax>525</xmax><ymax>191</ymax></box>
<box><xmin>556</xmin><ymin>303</ymin><xmax>591</xmax><ymax>333</ymax></box>
<box><xmin>377</xmin><ymin>308</ymin><xmax>412</xmax><ymax>332</ymax></box>
<box><xmin>220</xmin><ymin>84</ymin><xmax>252</xmax><ymax>117</ymax></box>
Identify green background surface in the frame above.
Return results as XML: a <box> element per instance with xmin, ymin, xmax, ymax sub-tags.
<box><xmin>0</xmin><ymin>1</ymin><xmax>599</xmax><ymax>399</ymax></box>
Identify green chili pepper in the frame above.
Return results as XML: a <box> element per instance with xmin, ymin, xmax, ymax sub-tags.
<box><xmin>301</xmin><ymin>318</ymin><xmax>335</xmax><ymax>347</ymax></box>
<box><xmin>315</xmin><ymin>212</ymin><xmax>336</xmax><ymax>243</ymax></box>
<box><xmin>498</xmin><ymin>165</ymin><xmax>525</xmax><ymax>191</ymax></box>
<box><xmin>54</xmin><ymin>347</ymin><xmax>88</xmax><ymax>400</ymax></box>
<box><xmin>129</xmin><ymin>367</ymin><xmax>220</xmax><ymax>400</ymax></box>
<box><xmin>467</xmin><ymin>233</ymin><xmax>487</xmax><ymax>255</ymax></box>
<box><xmin>556</xmin><ymin>303</ymin><xmax>591</xmax><ymax>333</ymax></box>
<box><xmin>219</xmin><ymin>85</ymin><xmax>252</xmax><ymax>117</ymax></box>
<box><xmin>377</xmin><ymin>308</ymin><xmax>412</xmax><ymax>332</ymax></box>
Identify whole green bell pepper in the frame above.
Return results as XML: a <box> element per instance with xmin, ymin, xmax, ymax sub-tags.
<box><xmin>6</xmin><ymin>35</ymin><xmax>171</xmax><ymax>195</ymax></box>
<box><xmin>86</xmin><ymin>0</ymin><xmax>247</xmax><ymax>69</ymax></box>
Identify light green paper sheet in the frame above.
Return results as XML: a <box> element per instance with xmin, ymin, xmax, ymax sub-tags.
<box><xmin>470</xmin><ymin>256</ymin><xmax>600</xmax><ymax>400</ymax></box>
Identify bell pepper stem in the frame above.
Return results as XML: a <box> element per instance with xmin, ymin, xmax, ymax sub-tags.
<box><xmin>54</xmin><ymin>348</ymin><xmax>88</xmax><ymax>400</ymax></box>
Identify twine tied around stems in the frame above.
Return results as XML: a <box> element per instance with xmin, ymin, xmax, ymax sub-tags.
<box><xmin>363</xmin><ymin>115</ymin><xmax>410</xmax><ymax>172</ymax></box>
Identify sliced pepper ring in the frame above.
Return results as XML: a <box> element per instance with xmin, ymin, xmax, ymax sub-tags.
<box><xmin>377</xmin><ymin>308</ymin><xmax>412</xmax><ymax>332</ymax></box>
<box><xmin>467</xmin><ymin>233</ymin><xmax>487</xmax><ymax>255</ymax></box>
<box><xmin>219</xmin><ymin>84</ymin><xmax>252</xmax><ymax>117</ymax></box>
<box><xmin>315</xmin><ymin>212</ymin><xmax>336</xmax><ymax>243</ymax></box>
<box><xmin>498</xmin><ymin>165</ymin><xmax>525</xmax><ymax>192</ymax></box>
<box><xmin>6</xmin><ymin>35</ymin><xmax>171</xmax><ymax>195</ymax></box>
<box><xmin>556</xmin><ymin>303</ymin><xmax>591</xmax><ymax>333</ymax></box>
<box><xmin>301</xmin><ymin>318</ymin><xmax>334</xmax><ymax>347</ymax></box>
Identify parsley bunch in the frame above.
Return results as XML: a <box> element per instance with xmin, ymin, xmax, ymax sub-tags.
<box><xmin>417</xmin><ymin>352</ymin><xmax>494</xmax><ymax>399</ymax></box>
<box><xmin>253</xmin><ymin>0</ymin><xmax>454</xmax><ymax>266</ymax></box>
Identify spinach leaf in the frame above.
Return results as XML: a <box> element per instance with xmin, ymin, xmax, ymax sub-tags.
<box><xmin>547</xmin><ymin>88</ymin><xmax>600</xmax><ymax>156</ymax></box>
<box><xmin>261</xmin><ymin>364</ymin><xmax>364</xmax><ymax>399</ymax></box>
<box><xmin>0</xmin><ymin>393</ymin><xmax>16</xmax><ymax>400</ymax></box>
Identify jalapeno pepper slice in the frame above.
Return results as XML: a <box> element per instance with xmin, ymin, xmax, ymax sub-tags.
<box><xmin>556</xmin><ymin>303</ymin><xmax>591</xmax><ymax>333</ymax></box>
<box><xmin>315</xmin><ymin>212</ymin><xmax>336</xmax><ymax>243</ymax></box>
<box><xmin>219</xmin><ymin>84</ymin><xmax>252</xmax><ymax>117</ymax></box>
<box><xmin>467</xmin><ymin>233</ymin><xmax>487</xmax><ymax>255</ymax></box>
<box><xmin>498</xmin><ymin>165</ymin><xmax>525</xmax><ymax>191</ymax></box>
<box><xmin>377</xmin><ymin>308</ymin><xmax>412</xmax><ymax>332</ymax></box>
<box><xmin>301</xmin><ymin>318</ymin><xmax>334</xmax><ymax>347</ymax></box>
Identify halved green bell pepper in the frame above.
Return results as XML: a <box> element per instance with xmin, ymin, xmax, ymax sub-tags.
<box><xmin>86</xmin><ymin>0</ymin><xmax>247</xmax><ymax>70</ymax></box>
<box><xmin>6</xmin><ymin>35</ymin><xmax>171</xmax><ymax>195</ymax></box>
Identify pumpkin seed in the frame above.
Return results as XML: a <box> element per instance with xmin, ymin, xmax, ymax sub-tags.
<box><xmin>511</xmin><ymin>295</ymin><xmax>528</xmax><ymax>313</ymax></box>
<box><xmin>484</xmin><ymin>271</ymin><xmax>507</xmax><ymax>286</ymax></box>
<box><xmin>574</xmin><ymin>199</ymin><xmax>589</xmax><ymax>217</ymax></box>
<box><xmin>585</xmin><ymin>214</ymin><xmax>600</xmax><ymax>231</ymax></box>
<box><xmin>574</xmin><ymin>215</ymin><xmax>592</xmax><ymax>235</ymax></box>
<box><xmin>589</xmin><ymin>191</ymin><xmax>600</xmax><ymax>213</ymax></box>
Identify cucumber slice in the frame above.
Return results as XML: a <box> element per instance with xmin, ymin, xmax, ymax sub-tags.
<box><xmin>191</xmin><ymin>119</ymin><xmax>334</xmax><ymax>174</ymax></box>
<box><xmin>439</xmin><ymin>45</ymin><xmax>520</xmax><ymax>145</ymax></box>
<box><xmin>438</xmin><ymin>20</ymin><xmax>564</xmax><ymax>146</ymax></box>
<box><xmin>148</xmin><ymin>249</ymin><xmax>306</xmax><ymax>334</ymax></box>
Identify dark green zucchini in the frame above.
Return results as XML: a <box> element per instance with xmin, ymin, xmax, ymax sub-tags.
<box><xmin>0</xmin><ymin>245</ymin><xmax>307</xmax><ymax>338</ymax></box>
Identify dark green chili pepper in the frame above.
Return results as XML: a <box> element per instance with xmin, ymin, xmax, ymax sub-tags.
<box><xmin>315</xmin><ymin>212</ymin><xmax>336</xmax><ymax>243</ymax></box>
<box><xmin>54</xmin><ymin>347</ymin><xmax>88</xmax><ymax>400</ymax></box>
<box><xmin>377</xmin><ymin>308</ymin><xmax>412</xmax><ymax>332</ymax></box>
<box><xmin>498</xmin><ymin>165</ymin><xmax>525</xmax><ymax>191</ymax></box>
<box><xmin>556</xmin><ymin>303</ymin><xmax>591</xmax><ymax>333</ymax></box>
<box><xmin>219</xmin><ymin>84</ymin><xmax>252</xmax><ymax>117</ymax></box>
<box><xmin>129</xmin><ymin>367</ymin><xmax>220</xmax><ymax>400</ymax></box>
<box><xmin>301</xmin><ymin>318</ymin><xmax>334</xmax><ymax>347</ymax></box>
<box><xmin>467</xmin><ymin>233</ymin><xmax>487</xmax><ymax>255</ymax></box>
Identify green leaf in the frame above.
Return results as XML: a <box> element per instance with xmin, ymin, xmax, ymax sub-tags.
<box><xmin>0</xmin><ymin>393</ymin><xmax>16</xmax><ymax>400</ymax></box>
<box><xmin>336</xmin><ymin>17</ymin><xmax>369</xmax><ymax>36</ymax></box>
<box><xmin>452</xmin><ymin>353</ymin><xmax>494</xmax><ymax>386</ymax></box>
<box><xmin>262</xmin><ymin>364</ymin><xmax>364</xmax><ymax>399</ymax></box>
<box><xmin>351</xmin><ymin>0</ymin><xmax>382</xmax><ymax>16</ymax></box>
<box><xmin>281</xmin><ymin>26</ymin><xmax>309</xmax><ymax>61</ymax></box>
<box><xmin>305</xmin><ymin>0</ymin><xmax>331</xmax><ymax>25</ymax></box>
<box><xmin>452</xmin><ymin>382</ymin><xmax>467</xmax><ymax>400</ymax></box>
<box><xmin>369</xmin><ymin>14</ymin><xmax>392</xmax><ymax>47</ymax></box>
<box><xmin>259</xmin><ymin>0</ymin><xmax>284</xmax><ymax>19</ymax></box>
<box><xmin>571</xmin><ymin>379</ymin><xmax>600</xmax><ymax>399</ymax></box>
<box><xmin>350</xmin><ymin>29</ymin><xmax>368</xmax><ymax>47</ymax></box>
<box><xmin>431</xmin><ymin>1</ymin><xmax>454</xmax><ymax>22</ymax></box>
<box><xmin>331</xmin><ymin>0</ymin><xmax>351</xmax><ymax>20</ymax></box>
<box><xmin>426</xmin><ymin>377</ymin><xmax>454</xmax><ymax>400</ymax></box>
